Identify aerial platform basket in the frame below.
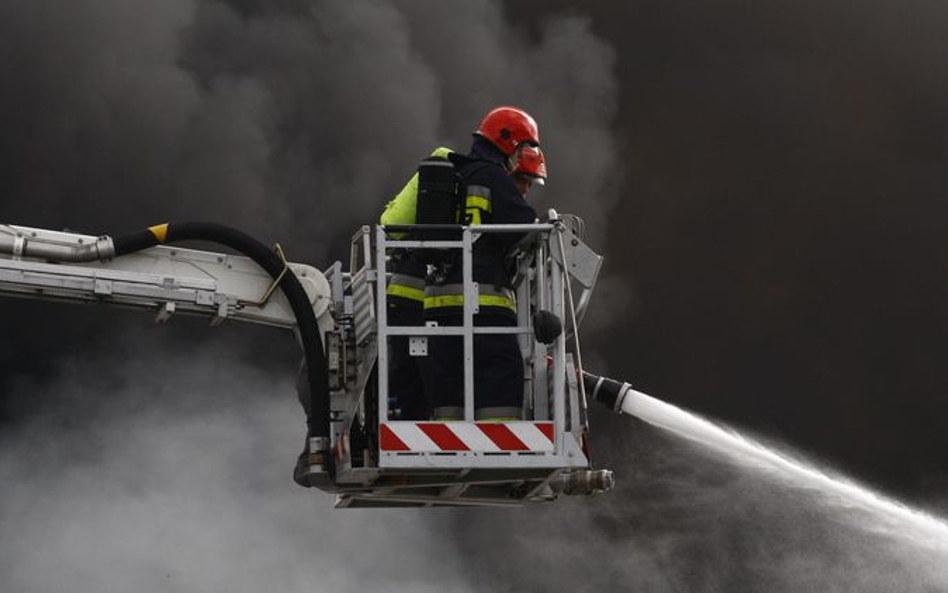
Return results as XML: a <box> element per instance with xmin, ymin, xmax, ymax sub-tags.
<box><xmin>324</xmin><ymin>212</ymin><xmax>613</xmax><ymax>507</ymax></box>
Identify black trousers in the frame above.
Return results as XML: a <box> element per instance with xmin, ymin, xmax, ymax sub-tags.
<box><xmin>387</xmin><ymin>303</ymin><xmax>430</xmax><ymax>420</ymax></box>
<box><xmin>421</xmin><ymin>313</ymin><xmax>524</xmax><ymax>419</ymax></box>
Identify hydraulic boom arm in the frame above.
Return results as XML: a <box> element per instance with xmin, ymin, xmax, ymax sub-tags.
<box><xmin>0</xmin><ymin>224</ymin><xmax>331</xmax><ymax>329</ymax></box>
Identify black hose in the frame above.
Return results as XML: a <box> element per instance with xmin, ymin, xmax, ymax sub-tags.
<box><xmin>114</xmin><ymin>222</ymin><xmax>330</xmax><ymax>441</ymax></box>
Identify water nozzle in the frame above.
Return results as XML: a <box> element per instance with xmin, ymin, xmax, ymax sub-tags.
<box><xmin>582</xmin><ymin>371</ymin><xmax>635</xmax><ymax>415</ymax></box>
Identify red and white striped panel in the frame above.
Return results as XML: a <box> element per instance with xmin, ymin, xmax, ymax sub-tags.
<box><xmin>380</xmin><ymin>422</ymin><xmax>555</xmax><ymax>453</ymax></box>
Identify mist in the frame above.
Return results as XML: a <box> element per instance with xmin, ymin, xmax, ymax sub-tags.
<box><xmin>0</xmin><ymin>333</ymin><xmax>476</xmax><ymax>593</ymax></box>
<box><xmin>4</xmin><ymin>339</ymin><xmax>946</xmax><ymax>591</ymax></box>
<box><xmin>449</xmin><ymin>422</ymin><xmax>948</xmax><ymax>592</ymax></box>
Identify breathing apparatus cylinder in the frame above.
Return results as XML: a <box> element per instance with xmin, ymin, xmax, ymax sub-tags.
<box><xmin>414</xmin><ymin>155</ymin><xmax>461</xmax><ymax>264</ymax></box>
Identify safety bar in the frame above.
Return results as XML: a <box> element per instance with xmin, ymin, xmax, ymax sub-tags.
<box><xmin>382</xmin><ymin>223</ymin><xmax>555</xmax><ymax>234</ymax></box>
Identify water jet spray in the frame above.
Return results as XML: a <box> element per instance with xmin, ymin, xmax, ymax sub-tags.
<box><xmin>582</xmin><ymin>371</ymin><xmax>948</xmax><ymax>551</ymax></box>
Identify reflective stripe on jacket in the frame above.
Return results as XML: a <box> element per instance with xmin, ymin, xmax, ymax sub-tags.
<box><xmin>462</xmin><ymin>185</ymin><xmax>492</xmax><ymax>226</ymax></box>
<box><xmin>423</xmin><ymin>283</ymin><xmax>516</xmax><ymax>314</ymax></box>
<box><xmin>387</xmin><ymin>272</ymin><xmax>426</xmax><ymax>303</ymax></box>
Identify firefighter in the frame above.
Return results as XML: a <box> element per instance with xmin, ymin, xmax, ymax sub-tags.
<box><xmin>378</xmin><ymin>146</ymin><xmax>454</xmax><ymax>420</ymax></box>
<box><xmin>378</xmin><ymin>143</ymin><xmax>545</xmax><ymax>421</ymax></box>
<box><xmin>422</xmin><ymin>106</ymin><xmax>540</xmax><ymax>421</ymax></box>
<box><xmin>511</xmin><ymin>144</ymin><xmax>547</xmax><ymax>197</ymax></box>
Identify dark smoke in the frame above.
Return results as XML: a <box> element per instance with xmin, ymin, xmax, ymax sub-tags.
<box><xmin>2</xmin><ymin>0</ymin><xmax>948</xmax><ymax>591</ymax></box>
<box><xmin>556</xmin><ymin>0</ymin><xmax>948</xmax><ymax>497</ymax></box>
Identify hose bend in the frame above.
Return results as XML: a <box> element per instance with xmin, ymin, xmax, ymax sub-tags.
<box><xmin>112</xmin><ymin>223</ymin><xmax>331</xmax><ymax>443</ymax></box>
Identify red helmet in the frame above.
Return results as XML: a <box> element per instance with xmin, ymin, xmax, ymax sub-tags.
<box><xmin>512</xmin><ymin>145</ymin><xmax>547</xmax><ymax>185</ymax></box>
<box><xmin>476</xmin><ymin>106</ymin><xmax>540</xmax><ymax>156</ymax></box>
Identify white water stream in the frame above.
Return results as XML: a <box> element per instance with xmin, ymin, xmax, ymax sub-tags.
<box><xmin>619</xmin><ymin>387</ymin><xmax>948</xmax><ymax>552</ymax></box>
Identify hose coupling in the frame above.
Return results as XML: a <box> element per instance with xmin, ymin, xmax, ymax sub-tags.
<box><xmin>556</xmin><ymin>469</ymin><xmax>615</xmax><ymax>495</ymax></box>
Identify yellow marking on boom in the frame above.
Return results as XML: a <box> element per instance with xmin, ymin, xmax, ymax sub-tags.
<box><xmin>148</xmin><ymin>223</ymin><xmax>169</xmax><ymax>243</ymax></box>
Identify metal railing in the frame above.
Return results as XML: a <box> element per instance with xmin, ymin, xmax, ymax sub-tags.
<box><xmin>371</xmin><ymin>222</ymin><xmax>565</xmax><ymax>434</ymax></box>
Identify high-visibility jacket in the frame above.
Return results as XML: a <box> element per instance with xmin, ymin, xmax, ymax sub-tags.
<box><xmin>380</xmin><ymin>147</ymin><xmax>454</xmax><ymax>309</ymax></box>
